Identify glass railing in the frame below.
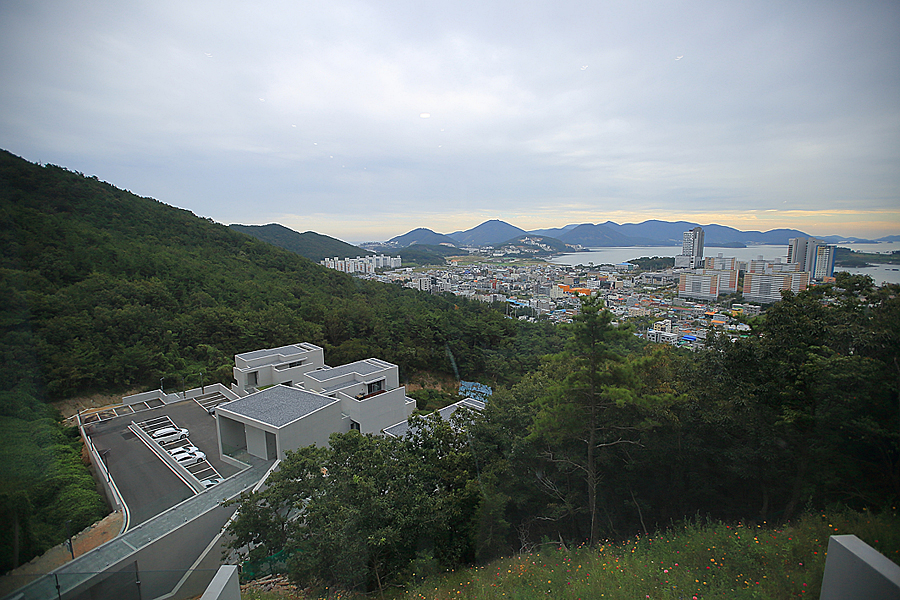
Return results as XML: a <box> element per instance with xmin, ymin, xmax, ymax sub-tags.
<box><xmin>1</xmin><ymin>567</ymin><xmax>223</xmax><ymax>600</ymax></box>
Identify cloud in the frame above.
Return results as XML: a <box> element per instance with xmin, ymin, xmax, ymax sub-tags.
<box><xmin>1</xmin><ymin>0</ymin><xmax>898</xmax><ymax>240</ymax></box>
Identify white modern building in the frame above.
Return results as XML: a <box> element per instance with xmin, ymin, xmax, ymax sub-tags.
<box><xmin>231</xmin><ymin>342</ymin><xmax>325</xmax><ymax>396</ymax></box>
<box><xmin>216</xmin><ymin>345</ymin><xmax>416</xmax><ymax>462</ymax></box>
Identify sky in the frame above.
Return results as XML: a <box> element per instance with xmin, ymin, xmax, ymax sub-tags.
<box><xmin>1</xmin><ymin>0</ymin><xmax>898</xmax><ymax>243</ymax></box>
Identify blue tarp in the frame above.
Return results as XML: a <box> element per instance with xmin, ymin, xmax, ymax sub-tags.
<box><xmin>459</xmin><ymin>381</ymin><xmax>492</xmax><ymax>401</ymax></box>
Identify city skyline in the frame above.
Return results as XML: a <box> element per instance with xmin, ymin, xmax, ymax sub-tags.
<box><xmin>2</xmin><ymin>0</ymin><xmax>898</xmax><ymax>242</ymax></box>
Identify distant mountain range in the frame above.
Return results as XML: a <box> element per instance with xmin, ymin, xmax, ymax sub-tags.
<box><xmin>387</xmin><ymin>219</ymin><xmax>895</xmax><ymax>249</ymax></box>
<box><xmin>229</xmin><ymin>220</ymin><xmax>896</xmax><ymax>262</ymax></box>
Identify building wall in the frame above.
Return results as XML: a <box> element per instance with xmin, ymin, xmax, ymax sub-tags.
<box><xmin>232</xmin><ymin>344</ymin><xmax>326</xmax><ymax>395</ymax></box>
<box><xmin>742</xmin><ymin>272</ymin><xmax>810</xmax><ymax>303</ymax></box>
<box><xmin>814</xmin><ymin>244</ymin><xmax>836</xmax><ymax>279</ymax></box>
<box><xmin>700</xmin><ymin>269</ymin><xmax>738</xmax><ymax>294</ymax></box>
<box><xmin>245</xmin><ymin>425</ymin><xmax>268</xmax><ymax>459</ymax></box>
<box><xmin>217</xmin><ymin>416</ymin><xmax>247</xmax><ymax>455</ymax></box>
<box><xmin>339</xmin><ymin>387</ymin><xmax>415</xmax><ymax>434</ymax></box>
<box><xmin>704</xmin><ymin>255</ymin><xmax>736</xmax><ymax>270</ymax></box>
<box><xmin>303</xmin><ymin>359</ymin><xmax>400</xmax><ymax>396</ymax></box>
<box><xmin>678</xmin><ymin>272</ymin><xmax>719</xmax><ymax>301</ymax></box>
<box><xmin>278</xmin><ymin>401</ymin><xmax>346</xmax><ymax>456</ymax></box>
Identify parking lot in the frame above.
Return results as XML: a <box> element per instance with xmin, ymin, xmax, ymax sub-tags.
<box><xmin>133</xmin><ymin>415</ymin><xmax>226</xmax><ymax>487</ymax></box>
<box><xmin>84</xmin><ymin>398</ymin><xmax>243</xmax><ymax>528</ymax></box>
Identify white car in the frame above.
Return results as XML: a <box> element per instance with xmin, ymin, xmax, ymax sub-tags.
<box><xmin>150</xmin><ymin>427</ymin><xmax>189</xmax><ymax>443</ymax></box>
<box><xmin>201</xmin><ymin>477</ymin><xmax>223</xmax><ymax>488</ymax></box>
<box><xmin>168</xmin><ymin>444</ymin><xmax>200</xmax><ymax>456</ymax></box>
<box><xmin>174</xmin><ymin>451</ymin><xmax>206</xmax><ymax>466</ymax></box>
<box><xmin>170</xmin><ymin>448</ymin><xmax>202</xmax><ymax>462</ymax></box>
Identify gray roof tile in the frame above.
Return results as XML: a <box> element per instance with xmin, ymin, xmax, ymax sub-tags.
<box><xmin>219</xmin><ymin>385</ymin><xmax>337</xmax><ymax>427</ymax></box>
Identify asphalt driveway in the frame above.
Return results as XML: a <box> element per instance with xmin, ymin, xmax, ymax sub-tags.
<box><xmin>85</xmin><ymin>398</ymin><xmax>243</xmax><ymax>527</ymax></box>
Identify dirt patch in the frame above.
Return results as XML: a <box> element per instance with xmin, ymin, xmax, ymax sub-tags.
<box><xmin>52</xmin><ymin>390</ymin><xmax>141</xmax><ymax>421</ymax></box>
<box><xmin>0</xmin><ymin>510</ymin><xmax>124</xmax><ymax>596</ymax></box>
<box><xmin>404</xmin><ymin>372</ymin><xmax>458</xmax><ymax>393</ymax></box>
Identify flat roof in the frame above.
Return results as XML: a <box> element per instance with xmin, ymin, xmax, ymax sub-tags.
<box><xmin>236</xmin><ymin>343</ymin><xmax>319</xmax><ymax>362</ymax></box>
<box><xmin>305</xmin><ymin>358</ymin><xmax>393</xmax><ymax>383</ymax></box>
<box><xmin>218</xmin><ymin>385</ymin><xmax>336</xmax><ymax>428</ymax></box>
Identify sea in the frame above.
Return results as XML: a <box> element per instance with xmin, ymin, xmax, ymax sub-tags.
<box><xmin>550</xmin><ymin>242</ymin><xmax>900</xmax><ymax>286</ymax></box>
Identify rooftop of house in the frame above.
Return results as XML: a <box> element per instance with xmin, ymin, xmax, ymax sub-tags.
<box><xmin>383</xmin><ymin>398</ymin><xmax>485</xmax><ymax>438</ymax></box>
<box><xmin>235</xmin><ymin>342</ymin><xmax>321</xmax><ymax>364</ymax></box>
<box><xmin>305</xmin><ymin>358</ymin><xmax>395</xmax><ymax>383</ymax></box>
<box><xmin>217</xmin><ymin>385</ymin><xmax>337</xmax><ymax>428</ymax></box>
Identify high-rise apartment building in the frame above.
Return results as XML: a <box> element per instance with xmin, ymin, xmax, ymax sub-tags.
<box><xmin>678</xmin><ymin>271</ymin><xmax>720</xmax><ymax>302</ymax></box>
<box><xmin>813</xmin><ymin>244</ymin><xmax>836</xmax><ymax>280</ymax></box>
<box><xmin>742</xmin><ymin>271</ymin><xmax>810</xmax><ymax>303</ymax></box>
<box><xmin>786</xmin><ymin>237</ymin><xmax>835</xmax><ymax>279</ymax></box>
<box><xmin>675</xmin><ymin>227</ymin><xmax>705</xmax><ymax>269</ymax></box>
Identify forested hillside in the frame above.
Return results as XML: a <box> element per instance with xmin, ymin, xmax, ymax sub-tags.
<box><xmin>0</xmin><ymin>150</ymin><xmax>552</xmax><ymax>399</ymax></box>
<box><xmin>0</xmin><ymin>149</ymin><xmax>562</xmax><ymax>573</ymax></box>
<box><xmin>228</xmin><ymin>223</ymin><xmax>372</xmax><ymax>262</ymax></box>
<box><xmin>227</xmin><ymin>282</ymin><xmax>900</xmax><ymax>593</ymax></box>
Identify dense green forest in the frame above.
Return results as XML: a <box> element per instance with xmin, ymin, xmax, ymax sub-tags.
<box><xmin>228</xmin><ymin>223</ymin><xmax>373</xmax><ymax>262</ymax></box>
<box><xmin>0</xmin><ymin>149</ymin><xmax>554</xmax><ymax>399</ymax></box>
<box><xmin>394</xmin><ymin>244</ymin><xmax>462</xmax><ymax>266</ymax></box>
<box><xmin>0</xmin><ymin>150</ymin><xmax>562</xmax><ymax>573</ymax></box>
<box><xmin>226</xmin><ymin>279</ymin><xmax>900</xmax><ymax>593</ymax></box>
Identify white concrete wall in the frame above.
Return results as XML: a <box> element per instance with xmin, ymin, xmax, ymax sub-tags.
<box><xmin>278</xmin><ymin>401</ymin><xmax>345</xmax><ymax>455</ymax></box>
<box><xmin>200</xmin><ymin>565</ymin><xmax>240</xmax><ymax>600</ymax></box>
<box><xmin>820</xmin><ymin>535</ymin><xmax>900</xmax><ymax>600</ymax></box>
<box><xmin>233</xmin><ymin>344</ymin><xmax>326</xmax><ymax>392</ymax></box>
<box><xmin>340</xmin><ymin>387</ymin><xmax>415</xmax><ymax>434</ymax></box>
<box><xmin>218</xmin><ymin>416</ymin><xmax>247</xmax><ymax>454</ymax></box>
<box><xmin>245</xmin><ymin>425</ymin><xmax>268</xmax><ymax>459</ymax></box>
<box><xmin>303</xmin><ymin>360</ymin><xmax>399</xmax><ymax>396</ymax></box>
<box><xmin>121</xmin><ymin>389</ymin><xmax>165</xmax><ymax>405</ymax></box>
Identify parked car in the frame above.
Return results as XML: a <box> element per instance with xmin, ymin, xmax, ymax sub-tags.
<box><xmin>168</xmin><ymin>444</ymin><xmax>200</xmax><ymax>456</ymax></box>
<box><xmin>150</xmin><ymin>427</ymin><xmax>189</xmax><ymax>443</ymax></box>
<box><xmin>201</xmin><ymin>477</ymin><xmax>223</xmax><ymax>488</ymax></box>
<box><xmin>169</xmin><ymin>448</ymin><xmax>202</xmax><ymax>462</ymax></box>
<box><xmin>174</xmin><ymin>451</ymin><xmax>206</xmax><ymax>466</ymax></box>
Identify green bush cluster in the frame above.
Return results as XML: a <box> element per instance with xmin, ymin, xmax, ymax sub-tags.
<box><xmin>0</xmin><ymin>387</ymin><xmax>108</xmax><ymax>573</ymax></box>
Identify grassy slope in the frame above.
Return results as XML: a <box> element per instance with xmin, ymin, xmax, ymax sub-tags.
<box><xmin>398</xmin><ymin>509</ymin><xmax>898</xmax><ymax>600</ymax></box>
<box><xmin>238</xmin><ymin>509</ymin><xmax>899</xmax><ymax>599</ymax></box>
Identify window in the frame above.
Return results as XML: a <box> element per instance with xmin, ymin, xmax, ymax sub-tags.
<box><xmin>248</xmin><ymin>371</ymin><xmax>258</xmax><ymax>386</ymax></box>
<box><xmin>367</xmin><ymin>379</ymin><xmax>385</xmax><ymax>395</ymax></box>
<box><xmin>289</xmin><ymin>360</ymin><xmax>303</xmax><ymax>368</ymax></box>
<box><xmin>350</xmin><ymin>421</ymin><xmax>360</xmax><ymax>431</ymax></box>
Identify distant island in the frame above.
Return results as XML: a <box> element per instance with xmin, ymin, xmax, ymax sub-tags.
<box><xmin>835</xmin><ymin>246</ymin><xmax>900</xmax><ymax>268</ymax></box>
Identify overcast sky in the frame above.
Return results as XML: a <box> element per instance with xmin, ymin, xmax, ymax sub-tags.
<box><xmin>2</xmin><ymin>0</ymin><xmax>898</xmax><ymax>242</ymax></box>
